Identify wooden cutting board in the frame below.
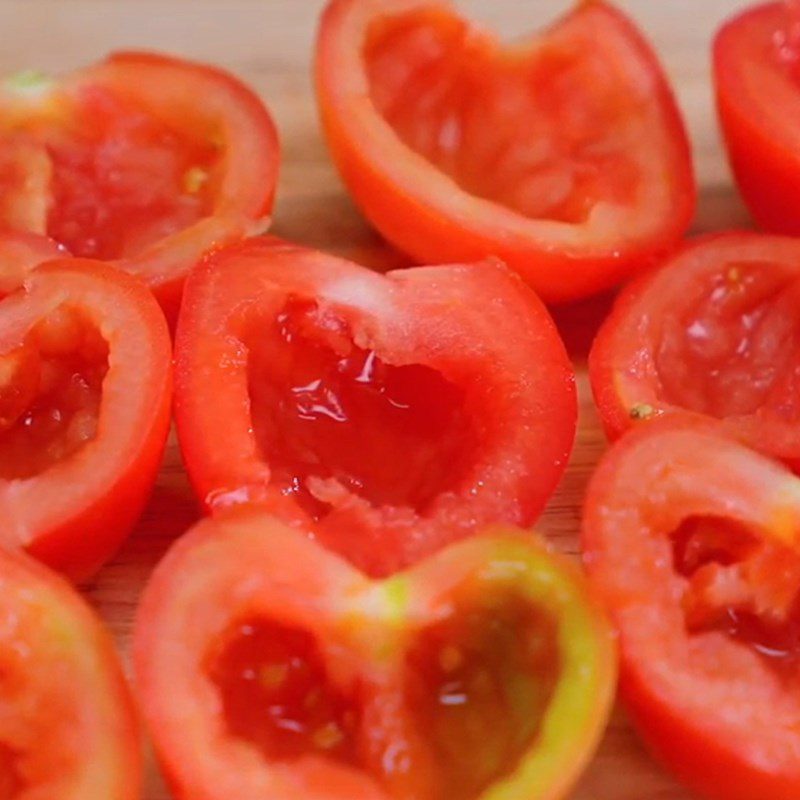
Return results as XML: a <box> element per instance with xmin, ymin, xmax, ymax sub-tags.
<box><xmin>0</xmin><ymin>1</ymin><xmax>758</xmax><ymax>796</ymax></box>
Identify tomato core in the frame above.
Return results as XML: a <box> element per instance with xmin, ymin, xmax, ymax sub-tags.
<box><xmin>672</xmin><ymin>516</ymin><xmax>800</xmax><ymax>671</ymax></box>
<box><xmin>246</xmin><ymin>300</ymin><xmax>476</xmax><ymax>517</ymax></box>
<box><xmin>363</xmin><ymin>10</ymin><xmax>639</xmax><ymax>223</ymax></box>
<box><xmin>0</xmin><ymin>307</ymin><xmax>108</xmax><ymax>479</ymax></box>
<box><xmin>653</xmin><ymin>261</ymin><xmax>800</xmax><ymax>419</ymax></box>
<box><xmin>1</xmin><ymin>85</ymin><xmax>217</xmax><ymax>260</ymax></box>
<box><xmin>208</xmin><ymin>589</ymin><xmax>559</xmax><ymax>800</ymax></box>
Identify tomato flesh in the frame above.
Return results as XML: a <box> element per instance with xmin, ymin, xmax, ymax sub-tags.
<box><xmin>246</xmin><ymin>299</ymin><xmax>475</xmax><ymax>518</ymax></box>
<box><xmin>5</xmin><ymin>85</ymin><xmax>218</xmax><ymax>261</ymax></box>
<box><xmin>671</xmin><ymin>515</ymin><xmax>800</xmax><ymax>672</ymax></box>
<box><xmin>654</xmin><ymin>261</ymin><xmax>800</xmax><ymax>419</ymax></box>
<box><xmin>206</xmin><ymin>586</ymin><xmax>559</xmax><ymax>800</ymax></box>
<box><xmin>364</xmin><ymin>9</ymin><xmax>638</xmax><ymax>224</ymax></box>
<box><xmin>0</xmin><ymin>307</ymin><xmax>107</xmax><ymax>480</ymax></box>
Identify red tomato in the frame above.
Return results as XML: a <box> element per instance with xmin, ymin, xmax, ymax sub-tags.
<box><xmin>135</xmin><ymin>508</ymin><xmax>615</xmax><ymax>800</ymax></box>
<box><xmin>0</xmin><ymin>546</ymin><xmax>140</xmax><ymax>798</ymax></box>
<box><xmin>715</xmin><ymin>2</ymin><xmax>800</xmax><ymax>235</ymax></box>
<box><xmin>315</xmin><ymin>0</ymin><xmax>695</xmax><ymax>304</ymax></box>
<box><xmin>174</xmin><ymin>237</ymin><xmax>576</xmax><ymax>576</ymax></box>
<box><xmin>583</xmin><ymin>418</ymin><xmax>800</xmax><ymax>800</ymax></box>
<box><xmin>0</xmin><ymin>51</ymin><xmax>280</xmax><ymax>322</ymax></box>
<box><xmin>0</xmin><ymin>229</ymin><xmax>66</xmax><ymax>294</ymax></box>
<box><xmin>0</xmin><ymin>253</ymin><xmax>172</xmax><ymax>579</ymax></box>
<box><xmin>589</xmin><ymin>232</ymin><xmax>800</xmax><ymax>463</ymax></box>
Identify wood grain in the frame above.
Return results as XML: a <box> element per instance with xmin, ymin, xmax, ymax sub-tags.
<box><xmin>0</xmin><ymin>1</ymin><xmax>757</xmax><ymax>797</ymax></box>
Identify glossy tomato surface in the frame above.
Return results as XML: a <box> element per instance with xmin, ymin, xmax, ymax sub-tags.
<box><xmin>715</xmin><ymin>2</ymin><xmax>800</xmax><ymax>234</ymax></box>
<box><xmin>0</xmin><ymin>253</ymin><xmax>172</xmax><ymax>579</ymax></box>
<box><xmin>583</xmin><ymin>418</ymin><xmax>800</xmax><ymax>800</ymax></box>
<box><xmin>589</xmin><ymin>232</ymin><xmax>800</xmax><ymax>463</ymax></box>
<box><xmin>0</xmin><ymin>51</ymin><xmax>280</xmax><ymax>321</ymax></box>
<box><xmin>316</xmin><ymin>0</ymin><xmax>695</xmax><ymax>303</ymax></box>
<box><xmin>174</xmin><ymin>237</ymin><xmax>576</xmax><ymax>576</ymax></box>
<box><xmin>135</xmin><ymin>509</ymin><xmax>615</xmax><ymax>800</ymax></box>
<box><xmin>0</xmin><ymin>546</ymin><xmax>140</xmax><ymax>798</ymax></box>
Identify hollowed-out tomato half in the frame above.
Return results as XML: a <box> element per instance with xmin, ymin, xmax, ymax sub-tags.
<box><xmin>715</xmin><ymin>2</ymin><xmax>800</xmax><ymax>235</ymax></box>
<box><xmin>0</xmin><ymin>256</ymin><xmax>172</xmax><ymax>579</ymax></box>
<box><xmin>315</xmin><ymin>0</ymin><xmax>695</xmax><ymax>303</ymax></box>
<box><xmin>0</xmin><ymin>51</ymin><xmax>279</xmax><ymax>322</ymax></box>
<box><xmin>583</xmin><ymin>418</ymin><xmax>800</xmax><ymax>800</ymax></box>
<box><xmin>174</xmin><ymin>237</ymin><xmax>576</xmax><ymax>576</ymax></box>
<box><xmin>589</xmin><ymin>232</ymin><xmax>800</xmax><ymax>464</ymax></box>
<box><xmin>134</xmin><ymin>509</ymin><xmax>615</xmax><ymax>800</ymax></box>
<box><xmin>0</xmin><ymin>546</ymin><xmax>140</xmax><ymax>798</ymax></box>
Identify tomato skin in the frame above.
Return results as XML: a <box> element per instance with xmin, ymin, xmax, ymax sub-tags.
<box><xmin>174</xmin><ymin>236</ymin><xmax>576</xmax><ymax>576</ymax></box>
<box><xmin>0</xmin><ymin>51</ymin><xmax>280</xmax><ymax>324</ymax></box>
<box><xmin>134</xmin><ymin>508</ymin><xmax>616</xmax><ymax>800</ymax></box>
<box><xmin>582</xmin><ymin>418</ymin><xmax>800</xmax><ymax>800</ymax></box>
<box><xmin>315</xmin><ymin>0</ymin><xmax>695</xmax><ymax>304</ymax></box>
<box><xmin>0</xmin><ymin>255</ymin><xmax>172</xmax><ymax>580</ymax></box>
<box><xmin>0</xmin><ymin>546</ymin><xmax>141</xmax><ymax>798</ymax></box>
<box><xmin>589</xmin><ymin>232</ymin><xmax>800</xmax><ymax>463</ymax></box>
<box><xmin>714</xmin><ymin>3</ymin><xmax>800</xmax><ymax>235</ymax></box>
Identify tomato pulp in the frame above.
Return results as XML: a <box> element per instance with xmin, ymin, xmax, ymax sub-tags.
<box><xmin>316</xmin><ymin>0</ymin><xmax>695</xmax><ymax>303</ymax></box>
<box><xmin>174</xmin><ymin>237</ymin><xmax>576</xmax><ymax>576</ymax></box>
<box><xmin>590</xmin><ymin>232</ymin><xmax>800</xmax><ymax>464</ymax></box>
<box><xmin>135</xmin><ymin>509</ymin><xmax>615</xmax><ymax>800</ymax></box>
<box><xmin>0</xmin><ymin>249</ymin><xmax>172</xmax><ymax>579</ymax></box>
<box><xmin>715</xmin><ymin>2</ymin><xmax>800</xmax><ymax>234</ymax></box>
<box><xmin>0</xmin><ymin>51</ymin><xmax>280</xmax><ymax>321</ymax></box>
<box><xmin>0</xmin><ymin>546</ymin><xmax>140</xmax><ymax>798</ymax></box>
<box><xmin>583</xmin><ymin>419</ymin><xmax>800</xmax><ymax>800</ymax></box>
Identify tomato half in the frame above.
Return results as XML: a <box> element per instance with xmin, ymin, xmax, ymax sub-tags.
<box><xmin>315</xmin><ymin>0</ymin><xmax>695</xmax><ymax>304</ymax></box>
<box><xmin>0</xmin><ymin>254</ymin><xmax>172</xmax><ymax>579</ymax></box>
<box><xmin>174</xmin><ymin>237</ymin><xmax>576</xmax><ymax>576</ymax></box>
<box><xmin>589</xmin><ymin>232</ymin><xmax>800</xmax><ymax>463</ymax></box>
<box><xmin>135</xmin><ymin>508</ymin><xmax>615</xmax><ymax>800</ymax></box>
<box><xmin>0</xmin><ymin>546</ymin><xmax>140</xmax><ymax>798</ymax></box>
<box><xmin>715</xmin><ymin>2</ymin><xmax>800</xmax><ymax>235</ymax></box>
<box><xmin>583</xmin><ymin>418</ymin><xmax>800</xmax><ymax>800</ymax></box>
<box><xmin>0</xmin><ymin>51</ymin><xmax>280</xmax><ymax>321</ymax></box>
<box><xmin>0</xmin><ymin>229</ymin><xmax>65</xmax><ymax>295</ymax></box>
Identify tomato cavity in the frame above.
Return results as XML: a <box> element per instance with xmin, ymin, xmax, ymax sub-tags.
<box><xmin>208</xmin><ymin>618</ymin><xmax>360</xmax><ymax>763</ymax></box>
<box><xmin>207</xmin><ymin>590</ymin><xmax>559</xmax><ymax>800</ymax></box>
<box><xmin>653</xmin><ymin>261</ymin><xmax>800</xmax><ymax>420</ymax></box>
<box><xmin>363</xmin><ymin>10</ymin><xmax>639</xmax><ymax>223</ymax></box>
<box><xmin>672</xmin><ymin>516</ymin><xmax>800</xmax><ymax>671</ymax></box>
<box><xmin>402</xmin><ymin>594</ymin><xmax>560</xmax><ymax>799</ymax></box>
<box><xmin>246</xmin><ymin>299</ymin><xmax>476</xmax><ymax>517</ymax></box>
<box><xmin>1</xmin><ymin>85</ymin><xmax>218</xmax><ymax>260</ymax></box>
<box><xmin>0</xmin><ymin>307</ymin><xmax>108</xmax><ymax>479</ymax></box>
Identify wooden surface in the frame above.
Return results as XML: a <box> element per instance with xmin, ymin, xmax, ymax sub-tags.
<box><xmin>0</xmin><ymin>1</ymin><xmax>759</xmax><ymax>797</ymax></box>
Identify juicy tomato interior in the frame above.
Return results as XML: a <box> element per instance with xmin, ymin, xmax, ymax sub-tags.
<box><xmin>671</xmin><ymin>515</ymin><xmax>800</xmax><ymax>672</ymax></box>
<box><xmin>363</xmin><ymin>8</ymin><xmax>640</xmax><ymax>223</ymax></box>
<box><xmin>0</xmin><ymin>744</ymin><xmax>20</xmax><ymax>797</ymax></box>
<box><xmin>0</xmin><ymin>306</ymin><xmax>108</xmax><ymax>479</ymax></box>
<box><xmin>653</xmin><ymin>261</ymin><xmax>800</xmax><ymax>419</ymax></box>
<box><xmin>246</xmin><ymin>299</ymin><xmax>476</xmax><ymax>517</ymax></box>
<box><xmin>1</xmin><ymin>84</ymin><xmax>219</xmax><ymax>259</ymax></box>
<box><xmin>207</xmin><ymin>586</ymin><xmax>559</xmax><ymax>800</ymax></box>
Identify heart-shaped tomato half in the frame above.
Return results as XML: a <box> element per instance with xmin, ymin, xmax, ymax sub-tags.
<box><xmin>135</xmin><ymin>508</ymin><xmax>615</xmax><ymax>800</ymax></box>
<box><xmin>316</xmin><ymin>0</ymin><xmax>695</xmax><ymax>303</ymax></box>
<box><xmin>174</xmin><ymin>236</ymin><xmax>576</xmax><ymax>576</ymax></box>
<box><xmin>583</xmin><ymin>417</ymin><xmax>800</xmax><ymax>800</ymax></box>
